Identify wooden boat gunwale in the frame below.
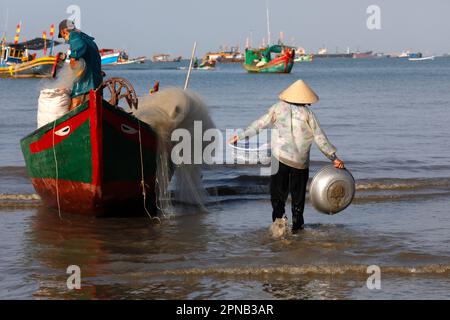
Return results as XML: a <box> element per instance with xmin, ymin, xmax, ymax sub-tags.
<box><xmin>243</xmin><ymin>51</ymin><xmax>295</xmax><ymax>73</ymax></box>
<box><xmin>0</xmin><ymin>55</ymin><xmax>62</xmax><ymax>78</ymax></box>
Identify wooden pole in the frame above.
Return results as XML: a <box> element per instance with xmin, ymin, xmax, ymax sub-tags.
<box><xmin>184</xmin><ymin>41</ymin><xmax>197</xmax><ymax>90</ymax></box>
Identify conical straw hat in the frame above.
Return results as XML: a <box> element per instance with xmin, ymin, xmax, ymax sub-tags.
<box><xmin>279</xmin><ymin>80</ymin><xmax>319</xmax><ymax>105</ymax></box>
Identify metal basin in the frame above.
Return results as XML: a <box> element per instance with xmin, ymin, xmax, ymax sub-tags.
<box><xmin>310</xmin><ymin>165</ymin><xmax>356</xmax><ymax>215</ymax></box>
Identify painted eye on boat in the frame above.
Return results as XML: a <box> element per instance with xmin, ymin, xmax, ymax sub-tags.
<box><xmin>121</xmin><ymin>124</ymin><xmax>138</xmax><ymax>135</ymax></box>
<box><xmin>54</xmin><ymin>126</ymin><xmax>71</xmax><ymax>137</ymax></box>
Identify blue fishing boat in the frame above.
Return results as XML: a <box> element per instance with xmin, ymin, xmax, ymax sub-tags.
<box><xmin>0</xmin><ymin>38</ymin><xmax>64</xmax><ymax>78</ymax></box>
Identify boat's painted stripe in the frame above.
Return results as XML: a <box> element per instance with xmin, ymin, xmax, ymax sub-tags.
<box><xmin>89</xmin><ymin>90</ymin><xmax>103</xmax><ymax>188</ymax></box>
<box><xmin>29</xmin><ymin>109</ymin><xmax>90</xmax><ymax>154</ymax></box>
<box><xmin>30</xmin><ymin>177</ymin><xmax>156</xmax><ymax>216</ymax></box>
<box><xmin>103</xmin><ymin>107</ymin><xmax>157</xmax><ymax>149</ymax></box>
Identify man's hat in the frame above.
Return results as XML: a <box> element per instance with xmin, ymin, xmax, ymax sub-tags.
<box><xmin>279</xmin><ymin>80</ymin><xmax>319</xmax><ymax>105</ymax></box>
<box><xmin>58</xmin><ymin>19</ymin><xmax>76</xmax><ymax>38</ymax></box>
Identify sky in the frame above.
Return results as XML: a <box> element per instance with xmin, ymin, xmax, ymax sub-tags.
<box><xmin>0</xmin><ymin>0</ymin><xmax>449</xmax><ymax>57</ymax></box>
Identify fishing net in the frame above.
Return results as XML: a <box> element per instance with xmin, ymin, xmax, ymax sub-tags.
<box><xmin>134</xmin><ymin>88</ymin><xmax>215</xmax><ymax>214</ymax></box>
<box><xmin>42</xmin><ymin>58</ymin><xmax>86</xmax><ymax>90</ymax></box>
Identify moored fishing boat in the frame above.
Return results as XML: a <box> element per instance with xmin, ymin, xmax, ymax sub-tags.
<box><xmin>20</xmin><ymin>78</ymin><xmax>158</xmax><ymax>216</ymax></box>
<box><xmin>243</xmin><ymin>45</ymin><xmax>295</xmax><ymax>73</ymax></box>
<box><xmin>100</xmin><ymin>49</ymin><xmax>147</xmax><ymax>66</ymax></box>
<box><xmin>0</xmin><ymin>38</ymin><xmax>64</xmax><ymax>78</ymax></box>
<box><xmin>99</xmin><ymin>49</ymin><xmax>120</xmax><ymax>65</ymax></box>
<box><xmin>352</xmin><ymin>51</ymin><xmax>376</xmax><ymax>59</ymax></box>
<box><xmin>409</xmin><ymin>56</ymin><xmax>435</xmax><ymax>61</ymax></box>
<box><xmin>152</xmin><ymin>54</ymin><xmax>182</xmax><ymax>63</ymax></box>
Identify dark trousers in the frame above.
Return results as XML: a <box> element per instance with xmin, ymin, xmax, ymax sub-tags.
<box><xmin>271</xmin><ymin>161</ymin><xmax>309</xmax><ymax>230</ymax></box>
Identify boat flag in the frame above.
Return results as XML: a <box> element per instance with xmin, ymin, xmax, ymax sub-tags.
<box><xmin>14</xmin><ymin>22</ymin><xmax>21</xmax><ymax>44</ymax></box>
<box><xmin>43</xmin><ymin>31</ymin><xmax>47</xmax><ymax>56</ymax></box>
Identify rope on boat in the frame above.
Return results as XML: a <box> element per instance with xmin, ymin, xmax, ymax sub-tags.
<box><xmin>137</xmin><ymin>121</ymin><xmax>162</xmax><ymax>224</ymax></box>
<box><xmin>52</xmin><ymin>120</ymin><xmax>63</xmax><ymax>220</ymax></box>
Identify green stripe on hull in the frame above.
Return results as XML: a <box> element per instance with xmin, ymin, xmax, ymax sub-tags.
<box><xmin>20</xmin><ymin>103</ymin><xmax>93</xmax><ymax>183</ymax></box>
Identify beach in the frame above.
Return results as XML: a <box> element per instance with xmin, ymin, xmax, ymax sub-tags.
<box><xmin>1</xmin><ymin>58</ymin><xmax>450</xmax><ymax>299</ymax></box>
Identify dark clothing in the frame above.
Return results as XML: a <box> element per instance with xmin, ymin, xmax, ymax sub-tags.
<box><xmin>68</xmin><ymin>31</ymin><xmax>102</xmax><ymax>98</ymax></box>
<box><xmin>271</xmin><ymin>160</ymin><xmax>309</xmax><ymax>231</ymax></box>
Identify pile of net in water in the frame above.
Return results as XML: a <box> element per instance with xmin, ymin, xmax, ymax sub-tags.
<box><xmin>37</xmin><ymin>60</ymin><xmax>87</xmax><ymax>128</ymax></box>
<box><xmin>134</xmin><ymin>88</ymin><xmax>216</xmax><ymax>214</ymax></box>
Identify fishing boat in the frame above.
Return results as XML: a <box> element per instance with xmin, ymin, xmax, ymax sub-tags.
<box><xmin>397</xmin><ymin>51</ymin><xmax>424</xmax><ymax>59</ymax></box>
<box><xmin>99</xmin><ymin>49</ymin><xmax>120</xmax><ymax>65</ymax></box>
<box><xmin>20</xmin><ymin>78</ymin><xmax>159</xmax><ymax>216</ymax></box>
<box><xmin>242</xmin><ymin>3</ymin><xmax>295</xmax><ymax>73</ymax></box>
<box><xmin>409</xmin><ymin>56</ymin><xmax>435</xmax><ymax>61</ymax></box>
<box><xmin>0</xmin><ymin>38</ymin><xmax>64</xmax><ymax>78</ymax></box>
<box><xmin>100</xmin><ymin>49</ymin><xmax>147</xmax><ymax>66</ymax></box>
<box><xmin>152</xmin><ymin>54</ymin><xmax>182</xmax><ymax>63</ymax></box>
<box><xmin>243</xmin><ymin>45</ymin><xmax>295</xmax><ymax>73</ymax></box>
<box><xmin>314</xmin><ymin>48</ymin><xmax>353</xmax><ymax>59</ymax></box>
<box><xmin>179</xmin><ymin>57</ymin><xmax>216</xmax><ymax>71</ymax></box>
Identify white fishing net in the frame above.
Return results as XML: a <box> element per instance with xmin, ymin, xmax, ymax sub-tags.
<box><xmin>134</xmin><ymin>88</ymin><xmax>216</xmax><ymax>214</ymax></box>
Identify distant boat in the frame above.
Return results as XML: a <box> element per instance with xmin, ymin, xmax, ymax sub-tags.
<box><xmin>314</xmin><ymin>48</ymin><xmax>353</xmax><ymax>59</ymax></box>
<box><xmin>353</xmin><ymin>51</ymin><xmax>376</xmax><ymax>59</ymax></box>
<box><xmin>205</xmin><ymin>47</ymin><xmax>245</xmax><ymax>63</ymax></box>
<box><xmin>198</xmin><ymin>58</ymin><xmax>216</xmax><ymax>70</ymax></box>
<box><xmin>99</xmin><ymin>49</ymin><xmax>120</xmax><ymax>65</ymax></box>
<box><xmin>0</xmin><ymin>38</ymin><xmax>64</xmax><ymax>78</ymax></box>
<box><xmin>243</xmin><ymin>2</ymin><xmax>295</xmax><ymax>73</ymax></box>
<box><xmin>243</xmin><ymin>45</ymin><xmax>295</xmax><ymax>73</ymax></box>
<box><xmin>398</xmin><ymin>51</ymin><xmax>423</xmax><ymax>59</ymax></box>
<box><xmin>409</xmin><ymin>56</ymin><xmax>435</xmax><ymax>61</ymax></box>
<box><xmin>100</xmin><ymin>49</ymin><xmax>146</xmax><ymax>66</ymax></box>
<box><xmin>20</xmin><ymin>80</ymin><xmax>158</xmax><ymax>216</ymax></box>
<box><xmin>315</xmin><ymin>53</ymin><xmax>353</xmax><ymax>59</ymax></box>
<box><xmin>295</xmin><ymin>54</ymin><xmax>313</xmax><ymax>63</ymax></box>
<box><xmin>152</xmin><ymin>54</ymin><xmax>182</xmax><ymax>63</ymax></box>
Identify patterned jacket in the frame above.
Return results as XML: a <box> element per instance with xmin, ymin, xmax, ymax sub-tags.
<box><xmin>238</xmin><ymin>101</ymin><xmax>337</xmax><ymax>169</ymax></box>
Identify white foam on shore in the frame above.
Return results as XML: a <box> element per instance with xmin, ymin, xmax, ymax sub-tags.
<box><xmin>125</xmin><ymin>264</ymin><xmax>450</xmax><ymax>278</ymax></box>
<box><xmin>0</xmin><ymin>194</ymin><xmax>41</xmax><ymax>201</ymax></box>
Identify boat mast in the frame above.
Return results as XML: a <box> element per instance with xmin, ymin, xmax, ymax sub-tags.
<box><xmin>266</xmin><ymin>1</ymin><xmax>271</xmax><ymax>46</ymax></box>
<box><xmin>1</xmin><ymin>9</ymin><xmax>8</xmax><ymax>64</ymax></box>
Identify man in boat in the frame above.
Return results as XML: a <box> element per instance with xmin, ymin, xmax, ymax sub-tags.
<box><xmin>229</xmin><ymin>80</ymin><xmax>345</xmax><ymax>233</ymax></box>
<box><xmin>58</xmin><ymin>19</ymin><xmax>102</xmax><ymax>111</ymax></box>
